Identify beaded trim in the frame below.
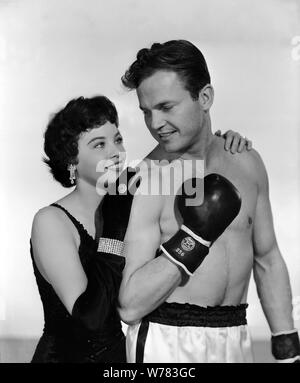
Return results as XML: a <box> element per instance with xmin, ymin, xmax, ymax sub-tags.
<box><xmin>98</xmin><ymin>237</ymin><xmax>124</xmax><ymax>256</ymax></box>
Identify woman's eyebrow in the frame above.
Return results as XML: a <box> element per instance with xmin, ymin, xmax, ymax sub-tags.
<box><xmin>87</xmin><ymin>136</ymin><xmax>106</xmax><ymax>144</ymax></box>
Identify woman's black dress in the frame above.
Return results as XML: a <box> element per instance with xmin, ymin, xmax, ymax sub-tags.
<box><xmin>30</xmin><ymin>203</ymin><xmax>126</xmax><ymax>363</ymax></box>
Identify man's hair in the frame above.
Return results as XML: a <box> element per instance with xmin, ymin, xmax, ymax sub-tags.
<box><xmin>121</xmin><ymin>39</ymin><xmax>211</xmax><ymax>100</ymax></box>
<box><xmin>43</xmin><ymin>95</ymin><xmax>119</xmax><ymax>187</ymax></box>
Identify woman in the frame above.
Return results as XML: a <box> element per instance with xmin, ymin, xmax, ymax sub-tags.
<box><xmin>31</xmin><ymin>96</ymin><xmax>127</xmax><ymax>362</ymax></box>
<box><xmin>30</xmin><ymin>95</ymin><xmax>251</xmax><ymax>363</ymax></box>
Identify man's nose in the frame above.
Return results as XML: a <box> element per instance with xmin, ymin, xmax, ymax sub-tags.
<box><xmin>150</xmin><ymin>111</ymin><xmax>165</xmax><ymax>131</ymax></box>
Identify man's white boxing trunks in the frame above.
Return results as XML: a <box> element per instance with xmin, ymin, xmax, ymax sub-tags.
<box><xmin>126</xmin><ymin>302</ymin><xmax>253</xmax><ymax>363</ymax></box>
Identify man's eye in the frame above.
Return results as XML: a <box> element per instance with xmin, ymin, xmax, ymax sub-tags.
<box><xmin>116</xmin><ymin>137</ymin><xmax>123</xmax><ymax>144</ymax></box>
<box><xmin>95</xmin><ymin>142</ymin><xmax>105</xmax><ymax>148</ymax></box>
<box><xmin>162</xmin><ymin>105</ymin><xmax>172</xmax><ymax>111</ymax></box>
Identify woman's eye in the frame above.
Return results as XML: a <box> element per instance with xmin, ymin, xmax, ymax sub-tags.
<box><xmin>116</xmin><ymin>137</ymin><xmax>123</xmax><ymax>144</ymax></box>
<box><xmin>95</xmin><ymin>142</ymin><xmax>105</xmax><ymax>148</ymax></box>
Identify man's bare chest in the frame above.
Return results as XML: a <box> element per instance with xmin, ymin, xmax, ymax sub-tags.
<box><xmin>159</xmin><ymin>161</ymin><xmax>258</xmax><ymax>240</ymax></box>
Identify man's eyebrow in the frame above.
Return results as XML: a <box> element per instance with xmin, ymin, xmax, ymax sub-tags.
<box><xmin>139</xmin><ymin>101</ymin><xmax>173</xmax><ymax>111</ymax></box>
<box><xmin>156</xmin><ymin>101</ymin><xmax>172</xmax><ymax>109</ymax></box>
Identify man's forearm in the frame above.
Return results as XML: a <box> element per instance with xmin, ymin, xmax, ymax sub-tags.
<box><xmin>119</xmin><ymin>255</ymin><xmax>182</xmax><ymax>324</ymax></box>
<box><xmin>254</xmin><ymin>248</ymin><xmax>294</xmax><ymax>333</ymax></box>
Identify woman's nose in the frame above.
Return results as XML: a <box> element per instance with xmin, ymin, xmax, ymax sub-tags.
<box><xmin>106</xmin><ymin>142</ymin><xmax>119</xmax><ymax>158</ymax></box>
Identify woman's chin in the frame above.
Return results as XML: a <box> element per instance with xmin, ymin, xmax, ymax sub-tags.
<box><xmin>96</xmin><ymin>174</ymin><xmax>120</xmax><ymax>195</ymax></box>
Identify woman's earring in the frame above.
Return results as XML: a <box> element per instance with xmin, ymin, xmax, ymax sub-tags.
<box><xmin>67</xmin><ymin>164</ymin><xmax>76</xmax><ymax>185</ymax></box>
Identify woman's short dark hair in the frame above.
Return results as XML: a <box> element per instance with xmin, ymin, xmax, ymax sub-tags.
<box><xmin>43</xmin><ymin>95</ymin><xmax>119</xmax><ymax>187</ymax></box>
<box><xmin>121</xmin><ymin>40</ymin><xmax>211</xmax><ymax>100</ymax></box>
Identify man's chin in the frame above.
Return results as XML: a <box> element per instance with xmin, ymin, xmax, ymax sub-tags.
<box><xmin>161</xmin><ymin>142</ymin><xmax>182</xmax><ymax>154</ymax></box>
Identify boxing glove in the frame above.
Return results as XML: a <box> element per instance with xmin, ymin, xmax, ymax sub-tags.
<box><xmin>159</xmin><ymin>173</ymin><xmax>242</xmax><ymax>276</ymax></box>
<box><xmin>271</xmin><ymin>330</ymin><xmax>300</xmax><ymax>363</ymax></box>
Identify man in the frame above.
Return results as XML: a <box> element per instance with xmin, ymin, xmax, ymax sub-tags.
<box><xmin>116</xmin><ymin>40</ymin><xmax>299</xmax><ymax>363</ymax></box>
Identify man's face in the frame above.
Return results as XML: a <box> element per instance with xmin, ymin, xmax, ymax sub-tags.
<box><xmin>137</xmin><ymin>70</ymin><xmax>204</xmax><ymax>154</ymax></box>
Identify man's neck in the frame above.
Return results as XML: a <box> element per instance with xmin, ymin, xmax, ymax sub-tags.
<box><xmin>180</xmin><ymin>119</ymin><xmax>214</xmax><ymax>161</ymax></box>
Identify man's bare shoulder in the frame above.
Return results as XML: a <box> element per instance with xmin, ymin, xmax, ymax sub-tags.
<box><xmin>227</xmin><ymin>147</ymin><xmax>268</xmax><ymax>188</ymax></box>
<box><xmin>211</xmin><ymin>136</ymin><xmax>268</xmax><ymax>191</ymax></box>
<box><xmin>131</xmin><ymin>160</ymin><xmax>165</xmax><ymax>216</ymax></box>
<box><xmin>135</xmin><ymin>158</ymin><xmax>161</xmax><ymax>189</ymax></box>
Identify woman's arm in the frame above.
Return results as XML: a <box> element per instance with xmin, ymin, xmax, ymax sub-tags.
<box><xmin>31</xmin><ymin>206</ymin><xmax>87</xmax><ymax>315</ymax></box>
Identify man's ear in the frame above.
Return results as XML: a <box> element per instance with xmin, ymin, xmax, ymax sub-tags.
<box><xmin>198</xmin><ymin>84</ymin><xmax>214</xmax><ymax>111</ymax></box>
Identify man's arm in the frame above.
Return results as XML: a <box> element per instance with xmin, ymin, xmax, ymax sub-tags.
<box><xmin>252</xmin><ymin>150</ymin><xmax>294</xmax><ymax>333</ymax></box>
<box><xmin>118</xmin><ymin>176</ymin><xmax>182</xmax><ymax>325</ymax></box>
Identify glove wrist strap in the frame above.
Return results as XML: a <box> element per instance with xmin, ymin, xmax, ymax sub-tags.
<box><xmin>271</xmin><ymin>329</ymin><xmax>298</xmax><ymax>337</ymax></box>
<box><xmin>181</xmin><ymin>224</ymin><xmax>211</xmax><ymax>247</ymax></box>
<box><xmin>160</xmin><ymin>228</ymin><xmax>209</xmax><ymax>276</ymax></box>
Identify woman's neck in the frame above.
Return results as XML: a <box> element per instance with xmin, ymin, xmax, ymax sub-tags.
<box><xmin>59</xmin><ymin>179</ymin><xmax>106</xmax><ymax>220</ymax></box>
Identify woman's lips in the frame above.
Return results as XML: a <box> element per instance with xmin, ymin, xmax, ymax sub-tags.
<box><xmin>106</xmin><ymin>161</ymin><xmax>124</xmax><ymax>170</ymax></box>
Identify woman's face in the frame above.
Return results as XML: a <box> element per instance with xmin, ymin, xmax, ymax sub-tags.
<box><xmin>76</xmin><ymin>122</ymin><xmax>126</xmax><ymax>190</ymax></box>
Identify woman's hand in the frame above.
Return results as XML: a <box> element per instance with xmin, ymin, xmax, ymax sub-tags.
<box><xmin>215</xmin><ymin>130</ymin><xmax>252</xmax><ymax>154</ymax></box>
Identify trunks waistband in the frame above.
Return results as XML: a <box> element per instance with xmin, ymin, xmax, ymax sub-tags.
<box><xmin>143</xmin><ymin>302</ymin><xmax>248</xmax><ymax>327</ymax></box>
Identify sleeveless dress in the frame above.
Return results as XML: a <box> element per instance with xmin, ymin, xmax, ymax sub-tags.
<box><xmin>30</xmin><ymin>203</ymin><xmax>126</xmax><ymax>363</ymax></box>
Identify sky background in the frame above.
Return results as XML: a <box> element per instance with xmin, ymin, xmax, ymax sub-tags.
<box><xmin>0</xmin><ymin>0</ymin><xmax>299</xmax><ymax>341</ymax></box>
